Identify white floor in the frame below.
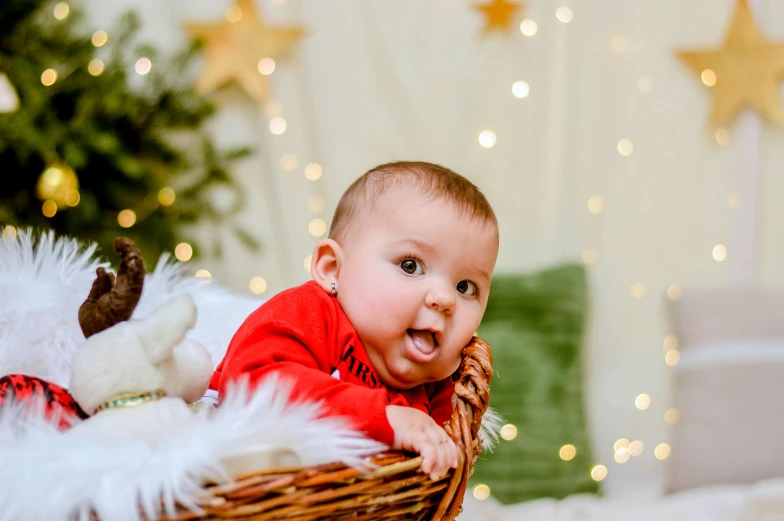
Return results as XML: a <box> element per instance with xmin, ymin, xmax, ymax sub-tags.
<box><xmin>459</xmin><ymin>479</ymin><xmax>784</xmax><ymax>521</ymax></box>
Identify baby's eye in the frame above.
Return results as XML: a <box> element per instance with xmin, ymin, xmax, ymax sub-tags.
<box><xmin>457</xmin><ymin>280</ymin><xmax>477</xmax><ymax>296</ymax></box>
<box><xmin>400</xmin><ymin>259</ymin><xmax>424</xmax><ymax>275</ymax></box>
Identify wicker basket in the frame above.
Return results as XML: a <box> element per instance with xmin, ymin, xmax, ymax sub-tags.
<box><xmin>163</xmin><ymin>337</ymin><xmax>493</xmax><ymax>521</ymax></box>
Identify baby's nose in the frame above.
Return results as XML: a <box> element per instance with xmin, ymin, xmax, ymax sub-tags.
<box><xmin>425</xmin><ymin>285</ymin><xmax>455</xmax><ymax>315</ymax></box>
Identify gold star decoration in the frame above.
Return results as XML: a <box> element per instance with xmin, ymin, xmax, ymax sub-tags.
<box><xmin>184</xmin><ymin>0</ymin><xmax>304</xmax><ymax>105</ymax></box>
<box><xmin>473</xmin><ymin>0</ymin><xmax>523</xmax><ymax>36</ymax></box>
<box><xmin>677</xmin><ymin>0</ymin><xmax>784</xmax><ymax>127</ymax></box>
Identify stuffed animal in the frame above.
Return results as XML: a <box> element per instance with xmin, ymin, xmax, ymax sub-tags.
<box><xmin>66</xmin><ymin>237</ymin><xmax>213</xmax><ymax>444</ymax></box>
<box><xmin>67</xmin><ymin>294</ymin><xmax>213</xmax><ymax>444</ymax></box>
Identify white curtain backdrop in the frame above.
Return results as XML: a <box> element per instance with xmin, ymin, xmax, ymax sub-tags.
<box><xmin>83</xmin><ymin>0</ymin><xmax>784</xmax><ymax>496</ymax></box>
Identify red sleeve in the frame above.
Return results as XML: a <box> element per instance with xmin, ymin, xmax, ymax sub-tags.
<box><xmin>427</xmin><ymin>378</ymin><xmax>455</xmax><ymax>428</ymax></box>
<box><xmin>214</xmin><ymin>285</ymin><xmax>395</xmax><ymax>445</ymax></box>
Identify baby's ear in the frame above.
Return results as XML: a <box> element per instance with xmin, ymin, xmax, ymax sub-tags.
<box><xmin>311</xmin><ymin>239</ymin><xmax>343</xmax><ymax>294</ymax></box>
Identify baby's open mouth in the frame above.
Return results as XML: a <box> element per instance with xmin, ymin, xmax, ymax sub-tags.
<box><xmin>406</xmin><ymin>329</ymin><xmax>438</xmax><ymax>363</ymax></box>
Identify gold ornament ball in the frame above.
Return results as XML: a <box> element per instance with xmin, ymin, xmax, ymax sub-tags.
<box><xmin>36</xmin><ymin>163</ymin><xmax>79</xmax><ymax>208</ymax></box>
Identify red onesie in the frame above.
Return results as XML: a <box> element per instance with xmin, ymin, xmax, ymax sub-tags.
<box><xmin>209</xmin><ymin>281</ymin><xmax>454</xmax><ymax>445</ymax></box>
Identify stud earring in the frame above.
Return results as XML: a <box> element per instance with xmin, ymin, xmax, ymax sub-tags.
<box><xmin>331</xmin><ymin>282</ymin><xmax>337</xmax><ymax>296</ymax></box>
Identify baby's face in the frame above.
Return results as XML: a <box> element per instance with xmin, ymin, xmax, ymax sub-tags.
<box><xmin>336</xmin><ymin>190</ymin><xmax>498</xmax><ymax>390</ymax></box>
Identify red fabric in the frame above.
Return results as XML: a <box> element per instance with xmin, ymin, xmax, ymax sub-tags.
<box><xmin>0</xmin><ymin>374</ymin><xmax>88</xmax><ymax>430</ymax></box>
<box><xmin>210</xmin><ymin>281</ymin><xmax>454</xmax><ymax>445</ymax></box>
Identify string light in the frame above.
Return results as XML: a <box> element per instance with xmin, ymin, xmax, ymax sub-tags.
<box><xmin>611</xmin><ymin>35</ymin><xmax>627</xmax><ymax>52</ymax></box>
<box><xmin>64</xmin><ymin>189</ymin><xmax>80</xmax><ymax>207</ymax></box>
<box><xmin>590</xmin><ymin>465</ymin><xmax>608</xmax><ymax>481</ymax></box>
<box><xmin>258</xmin><ymin>58</ymin><xmax>276</xmax><ymax>75</ymax></box>
<box><xmin>225</xmin><ymin>5</ymin><xmax>243</xmax><ymax>22</ymax></box>
<box><xmin>41</xmin><ymin>69</ymin><xmax>57</xmax><ymax>86</ymax></box>
<box><xmin>555</xmin><ymin>7</ymin><xmax>573</xmax><ymax>23</ymax></box>
<box><xmin>92</xmin><ymin>30</ymin><xmax>108</xmax><ymax>47</ymax></box>
<box><xmin>309</xmin><ymin>218</ymin><xmax>327</xmax><ymax>237</ymax></box>
<box><xmin>42</xmin><ymin>200</ymin><xmax>57</xmax><ymax>217</ymax></box>
<box><xmin>135</xmin><ymin>58</ymin><xmax>152</xmax><ymax>75</ymax></box>
<box><xmin>715</xmin><ymin>127</ymin><xmax>730</xmax><ymax>146</ymax></box>
<box><xmin>500</xmin><ymin>424</ymin><xmax>518</xmax><ymax>441</ymax></box>
<box><xmin>175</xmin><ymin>243</ymin><xmax>193</xmax><ymax>262</ymax></box>
<box><xmin>195</xmin><ymin>269</ymin><xmax>212</xmax><ymax>282</ymax></box>
<box><xmin>665</xmin><ymin>349</ymin><xmax>680</xmax><ymax>366</ymax></box>
<box><xmin>666</xmin><ymin>284</ymin><xmax>682</xmax><ymax>301</ymax></box>
<box><xmin>635</xmin><ymin>393</ymin><xmax>651</xmax><ymax>410</ymax></box>
<box><xmin>88</xmin><ymin>59</ymin><xmax>104</xmax><ymax>76</ymax></box>
<box><xmin>582</xmin><ymin>249</ymin><xmax>598</xmax><ymax>265</ymax></box>
<box><xmin>713</xmin><ymin>244</ymin><xmax>727</xmax><ymax>262</ymax></box>
<box><xmin>269</xmin><ymin>117</ymin><xmax>287</xmax><ymax>135</ymax></box>
<box><xmin>117</xmin><ymin>209</ymin><xmax>136</xmax><ymax>228</ymax></box>
<box><xmin>701</xmin><ymin>69</ymin><xmax>717</xmax><ymax>86</ymax></box>
<box><xmin>520</xmin><ymin>19</ymin><xmax>538</xmax><ymax>37</ymax></box>
<box><xmin>472</xmin><ymin>484</ymin><xmax>491</xmax><ymax>500</ymax></box>
<box><xmin>249</xmin><ymin>276</ymin><xmax>267</xmax><ymax>294</ymax></box>
<box><xmin>587</xmin><ymin>196</ymin><xmax>604</xmax><ymax>214</ymax></box>
<box><xmin>53</xmin><ymin>3</ymin><xmax>70</xmax><ymax>20</ymax></box>
<box><xmin>637</xmin><ymin>76</ymin><xmax>653</xmax><ymax>94</ymax></box>
<box><xmin>617</xmin><ymin>138</ymin><xmax>634</xmax><ymax>156</ymax></box>
<box><xmin>512</xmin><ymin>81</ymin><xmax>530</xmax><ymax>98</ymax></box>
<box><xmin>654</xmin><ymin>443</ymin><xmax>671</xmax><ymax>460</ymax></box>
<box><xmin>307</xmin><ymin>195</ymin><xmax>325</xmax><ymax>214</ymax></box>
<box><xmin>478</xmin><ymin>130</ymin><xmax>496</xmax><ymax>148</ymax></box>
<box><xmin>630</xmin><ymin>282</ymin><xmax>646</xmax><ymax>299</ymax></box>
<box><xmin>629</xmin><ymin>440</ymin><xmax>644</xmax><ymax>457</ymax></box>
<box><xmin>613</xmin><ymin>438</ymin><xmax>630</xmax><ymax>452</ymax></box>
<box><xmin>727</xmin><ymin>194</ymin><xmax>740</xmax><ymax>210</ymax></box>
<box><xmin>663</xmin><ymin>334</ymin><xmax>678</xmax><ymax>350</ymax></box>
<box><xmin>280</xmin><ymin>153</ymin><xmax>298</xmax><ymax>171</ymax></box>
<box><xmin>559</xmin><ymin>444</ymin><xmax>576</xmax><ymax>461</ymax></box>
<box><xmin>158</xmin><ymin>187</ymin><xmax>176</xmax><ymax>206</ymax></box>
<box><xmin>304</xmin><ymin>254</ymin><xmax>312</xmax><ymax>272</ymax></box>
<box><xmin>305</xmin><ymin>163</ymin><xmax>323</xmax><ymax>181</ymax></box>
<box><xmin>665</xmin><ymin>408</ymin><xmax>680</xmax><ymax>425</ymax></box>
<box><xmin>614</xmin><ymin>447</ymin><xmax>630</xmax><ymax>464</ymax></box>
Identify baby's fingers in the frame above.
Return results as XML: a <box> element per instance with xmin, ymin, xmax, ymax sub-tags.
<box><xmin>417</xmin><ymin>439</ymin><xmax>438</xmax><ymax>476</ymax></box>
<box><xmin>426</xmin><ymin>429</ymin><xmax>454</xmax><ymax>481</ymax></box>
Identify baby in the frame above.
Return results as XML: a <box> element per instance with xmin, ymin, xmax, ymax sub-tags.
<box><xmin>209</xmin><ymin>161</ymin><xmax>499</xmax><ymax>480</ymax></box>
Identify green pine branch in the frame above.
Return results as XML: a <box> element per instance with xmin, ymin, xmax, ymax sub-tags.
<box><xmin>0</xmin><ymin>0</ymin><xmax>256</xmax><ymax>263</ymax></box>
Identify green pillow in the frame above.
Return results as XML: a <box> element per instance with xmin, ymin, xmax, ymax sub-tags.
<box><xmin>471</xmin><ymin>264</ymin><xmax>599</xmax><ymax>504</ymax></box>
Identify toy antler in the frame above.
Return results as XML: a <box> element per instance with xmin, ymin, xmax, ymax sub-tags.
<box><xmin>78</xmin><ymin>237</ymin><xmax>145</xmax><ymax>338</ymax></box>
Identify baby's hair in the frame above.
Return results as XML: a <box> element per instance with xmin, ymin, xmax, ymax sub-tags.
<box><xmin>329</xmin><ymin>161</ymin><xmax>497</xmax><ymax>244</ymax></box>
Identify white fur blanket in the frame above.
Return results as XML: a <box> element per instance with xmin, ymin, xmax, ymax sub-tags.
<box><xmin>0</xmin><ymin>230</ymin><xmax>385</xmax><ymax>521</ymax></box>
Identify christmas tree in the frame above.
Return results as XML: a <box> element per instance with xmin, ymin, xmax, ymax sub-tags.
<box><xmin>0</xmin><ymin>0</ymin><xmax>256</xmax><ymax>261</ymax></box>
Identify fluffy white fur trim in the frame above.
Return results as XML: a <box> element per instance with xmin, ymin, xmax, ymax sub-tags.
<box><xmin>0</xmin><ymin>230</ymin><xmax>103</xmax><ymax>385</ymax></box>
<box><xmin>479</xmin><ymin>406</ymin><xmax>502</xmax><ymax>452</ymax></box>
<box><xmin>0</xmin><ymin>376</ymin><xmax>385</xmax><ymax>521</ymax></box>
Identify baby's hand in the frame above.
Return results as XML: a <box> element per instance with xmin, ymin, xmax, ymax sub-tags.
<box><xmin>385</xmin><ymin>405</ymin><xmax>459</xmax><ymax>481</ymax></box>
